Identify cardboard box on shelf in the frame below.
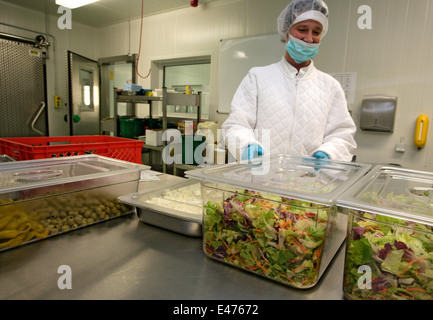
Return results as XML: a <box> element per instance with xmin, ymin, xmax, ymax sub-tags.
<box><xmin>146</xmin><ymin>129</ymin><xmax>163</xmax><ymax>146</ymax></box>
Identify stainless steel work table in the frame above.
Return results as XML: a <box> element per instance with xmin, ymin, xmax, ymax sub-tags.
<box><xmin>0</xmin><ymin>173</ymin><xmax>346</xmax><ymax>300</ymax></box>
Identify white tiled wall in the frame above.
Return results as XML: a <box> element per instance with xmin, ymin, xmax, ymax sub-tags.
<box><xmin>318</xmin><ymin>0</ymin><xmax>433</xmax><ymax>171</ymax></box>
<box><xmin>1</xmin><ymin>0</ymin><xmax>432</xmax><ymax>170</ymax></box>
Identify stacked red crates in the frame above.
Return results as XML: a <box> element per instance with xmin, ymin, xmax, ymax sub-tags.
<box><xmin>0</xmin><ymin>136</ymin><xmax>144</xmax><ymax>164</ymax></box>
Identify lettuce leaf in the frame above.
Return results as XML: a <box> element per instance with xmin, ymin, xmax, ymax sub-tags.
<box><xmin>381</xmin><ymin>249</ymin><xmax>404</xmax><ymax>275</ymax></box>
<box><xmin>203</xmin><ymin>189</ymin><xmax>328</xmax><ymax>288</ymax></box>
<box><xmin>348</xmin><ymin>238</ymin><xmax>375</xmax><ymax>265</ymax></box>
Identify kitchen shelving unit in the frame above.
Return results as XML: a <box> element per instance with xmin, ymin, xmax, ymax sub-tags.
<box><xmin>104</xmin><ymin>87</ymin><xmax>201</xmax><ymax>173</ymax></box>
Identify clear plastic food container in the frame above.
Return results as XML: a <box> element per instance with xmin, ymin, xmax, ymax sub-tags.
<box><xmin>119</xmin><ymin>179</ymin><xmax>203</xmax><ymax>237</ymax></box>
<box><xmin>0</xmin><ymin>155</ymin><xmax>149</xmax><ymax>252</ymax></box>
<box><xmin>336</xmin><ymin>165</ymin><xmax>433</xmax><ymax>300</ymax></box>
<box><xmin>186</xmin><ymin>155</ymin><xmax>371</xmax><ymax>288</ymax></box>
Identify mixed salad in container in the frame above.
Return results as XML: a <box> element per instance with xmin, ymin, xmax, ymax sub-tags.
<box><xmin>186</xmin><ymin>155</ymin><xmax>371</xmax><ymax>288</ymax></box>
<box><xmin>344</xmin><ymin>209</ymin><xmax>433</xmax><ymax>300</ymax></box>
<box><xmin>337</xmin><ymin>166</ymin><xmax>433</xmax><ymax>300</ymax></box>
<box><xmin>203</xmin><ymin>188</ymin><xmax>330</xmax><ymax>288</ymax></box>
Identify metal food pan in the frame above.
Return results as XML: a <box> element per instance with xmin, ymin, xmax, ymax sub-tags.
<box><xmin>118</xmin><ymin>179</ymin><xmax>203</xmax><ymax>237</ymax></box>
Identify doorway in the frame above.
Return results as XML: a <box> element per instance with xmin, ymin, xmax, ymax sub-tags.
<box><xmin>150</xmin><ymin>55</ymin><xmax>211</xmax><ymax>120</ymax></box>
<box><xmin>99</xmin><ymin>54</ymin><xmax>137</xmax><ymax>136</ymax></box>
<box><xmin>67</xmin><ymin>51</ymin><xmax>100</xmax><ymax>136</ymax></box>
<box><xmin>164</xmin><ymin>63</ymin><xmax>210</xmax><ymax>119</ymax></box>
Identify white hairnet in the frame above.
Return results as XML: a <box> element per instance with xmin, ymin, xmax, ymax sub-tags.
<box><xmin>277</xmin><ymin>0</ymin><xmax>329</xmax><ymax>42</ymax></box>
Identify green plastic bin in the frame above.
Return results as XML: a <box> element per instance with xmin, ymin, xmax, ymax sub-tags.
<box><xmin>119</xmin><ymin>118</ymin><xmax>146</xmax><ymax>138</ymax></box>
<box><xmin>181</xmin><ymin>135</ymin><xmax>206</xmax><ymax>165</ymax></box>
<box><xmin>144</xmin><ymin>118</ymin><xmax>162</xmax><ymax>130</ymax></box>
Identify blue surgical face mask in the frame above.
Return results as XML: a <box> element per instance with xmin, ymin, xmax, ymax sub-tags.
<box><xmin>285</xmin><ymin>36</ymin><xmax>320</xmax><ymax>64</ymax></box>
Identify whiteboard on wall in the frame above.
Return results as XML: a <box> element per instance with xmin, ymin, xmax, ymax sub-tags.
<box><xmin>217</xmin><ymin>33</ymin><xmax>285</xmax><ymax>114</ymax></box>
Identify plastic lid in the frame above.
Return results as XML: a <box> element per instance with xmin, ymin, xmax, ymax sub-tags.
<box><xmin>185</xmin><ymin>155</ymin><xmax>371</xmax><ymax>205</ymax></box>
<box><xmin>0</xmin><ymin>155</ymin><xmax>149</xmax><ymax>192</ymax></box>
<box><xmin>337</xmin><ymin>165</ymin><xmax>433</xmax><ymax>225</ymax></box>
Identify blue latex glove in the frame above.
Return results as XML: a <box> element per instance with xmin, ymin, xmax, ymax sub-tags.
<box><xmin>242</xmin><ymin>145</ymin><xmax>264</xmax><ymax>160</ymax></box>
<box><xmin>312</xmin><ymin>151</ymin><xmax>329</xmax><ymax>171</ymax></box>
<box><xmin>314</xmin><ymin>151</ymin><xmax>329</xmax><ymax>159</ymax></box>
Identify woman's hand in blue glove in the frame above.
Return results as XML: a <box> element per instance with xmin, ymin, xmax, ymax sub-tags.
<box><xmin>312</xmin><ymin>152</ymin><xmax>329</xmax><ymax>171</ymax></box>
<box><xmin>242</xmin><ymin>145</ymin><xmax>264</xmax><ymax>160</ymax></box>
<box><xmin>314</xmin><ymin>151</ymin><xmax>329</xmax><ymax>159</ymax></box>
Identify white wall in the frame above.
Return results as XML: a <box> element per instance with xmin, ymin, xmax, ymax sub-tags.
<box><xmin>2</xmin><ymin>0</ymin><xmax>433</xmax><ymax>171</ymax></box>
<box><xmin>317</xmin><ymin>0</ymin><xmax>433</xmax><ymax>171</ymax></box>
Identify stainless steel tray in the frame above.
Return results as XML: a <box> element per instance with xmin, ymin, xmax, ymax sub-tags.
<box><xmin>118</xmin><ymin>179</ymin><xmax>203</xmax><ymax>237</ymax></box>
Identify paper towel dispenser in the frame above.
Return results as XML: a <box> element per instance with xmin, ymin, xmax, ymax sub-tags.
<box><xmin>360</xmin><ymin>95</ymin><xmax>397</xmax><ymax>132</ymax></box>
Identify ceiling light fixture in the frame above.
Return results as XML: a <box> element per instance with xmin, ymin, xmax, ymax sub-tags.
<box><xmin>55</xmin><ymin>0</ymin><xmax>100</xmax><ymax>9</ymax></box>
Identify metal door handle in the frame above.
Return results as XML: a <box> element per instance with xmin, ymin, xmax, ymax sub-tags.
<box><xmin>31</xmin><ymin>101</ymin><xmax>45</xmax><ymax>136</ymax></box>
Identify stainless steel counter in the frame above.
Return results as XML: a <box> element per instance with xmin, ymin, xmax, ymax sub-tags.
<box><xmin>0</xmin><ymin>173</ymin><xmax>346</xmax><ymax>300</ymax></box>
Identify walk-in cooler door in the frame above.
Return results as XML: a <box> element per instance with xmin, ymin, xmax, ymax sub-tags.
<box><xmin>0</xmin><ymin>35</ymin><xmax>48</xmax><ymax>137</ymax></box>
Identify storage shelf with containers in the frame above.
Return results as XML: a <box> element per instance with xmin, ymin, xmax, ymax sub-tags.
<box><xmin>106</xmin><ymin>87</ymin><xmax>202</xmax><ymax>173</ymax></box>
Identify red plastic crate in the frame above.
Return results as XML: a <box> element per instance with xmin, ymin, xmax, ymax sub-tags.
<box><xmin>0</xmin><ymin>135</ymin><xmax>144</xmax><ymax>164</ymax></box>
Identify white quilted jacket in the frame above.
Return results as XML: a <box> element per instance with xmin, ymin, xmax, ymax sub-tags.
<box><xmin>221</xmin><ymin>58</ymin><xmax>357</xmax><ymax>162</ymax></box>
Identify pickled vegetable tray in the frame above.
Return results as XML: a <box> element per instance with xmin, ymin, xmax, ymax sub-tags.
<box><xmin>0</xmin><ymin>155</ymin><xmax>148</xmax><ymax>251</ymax></box>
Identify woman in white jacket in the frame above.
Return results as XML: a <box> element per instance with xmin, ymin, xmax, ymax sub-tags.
<box><xmin>221</xmin><ymin>0</ymin><xmax>357</xmax><ymax>162</ymax></box>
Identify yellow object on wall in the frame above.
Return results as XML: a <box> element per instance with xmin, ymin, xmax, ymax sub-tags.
<box><xmin>415</xmin><ymin>114</ymin><xmax>429</xmax><ymax>148</ymax></box>
<box><xmin>54</xmin><ymin>95</ymin><xmax>61</xmax><ymax>108</ymax></box>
